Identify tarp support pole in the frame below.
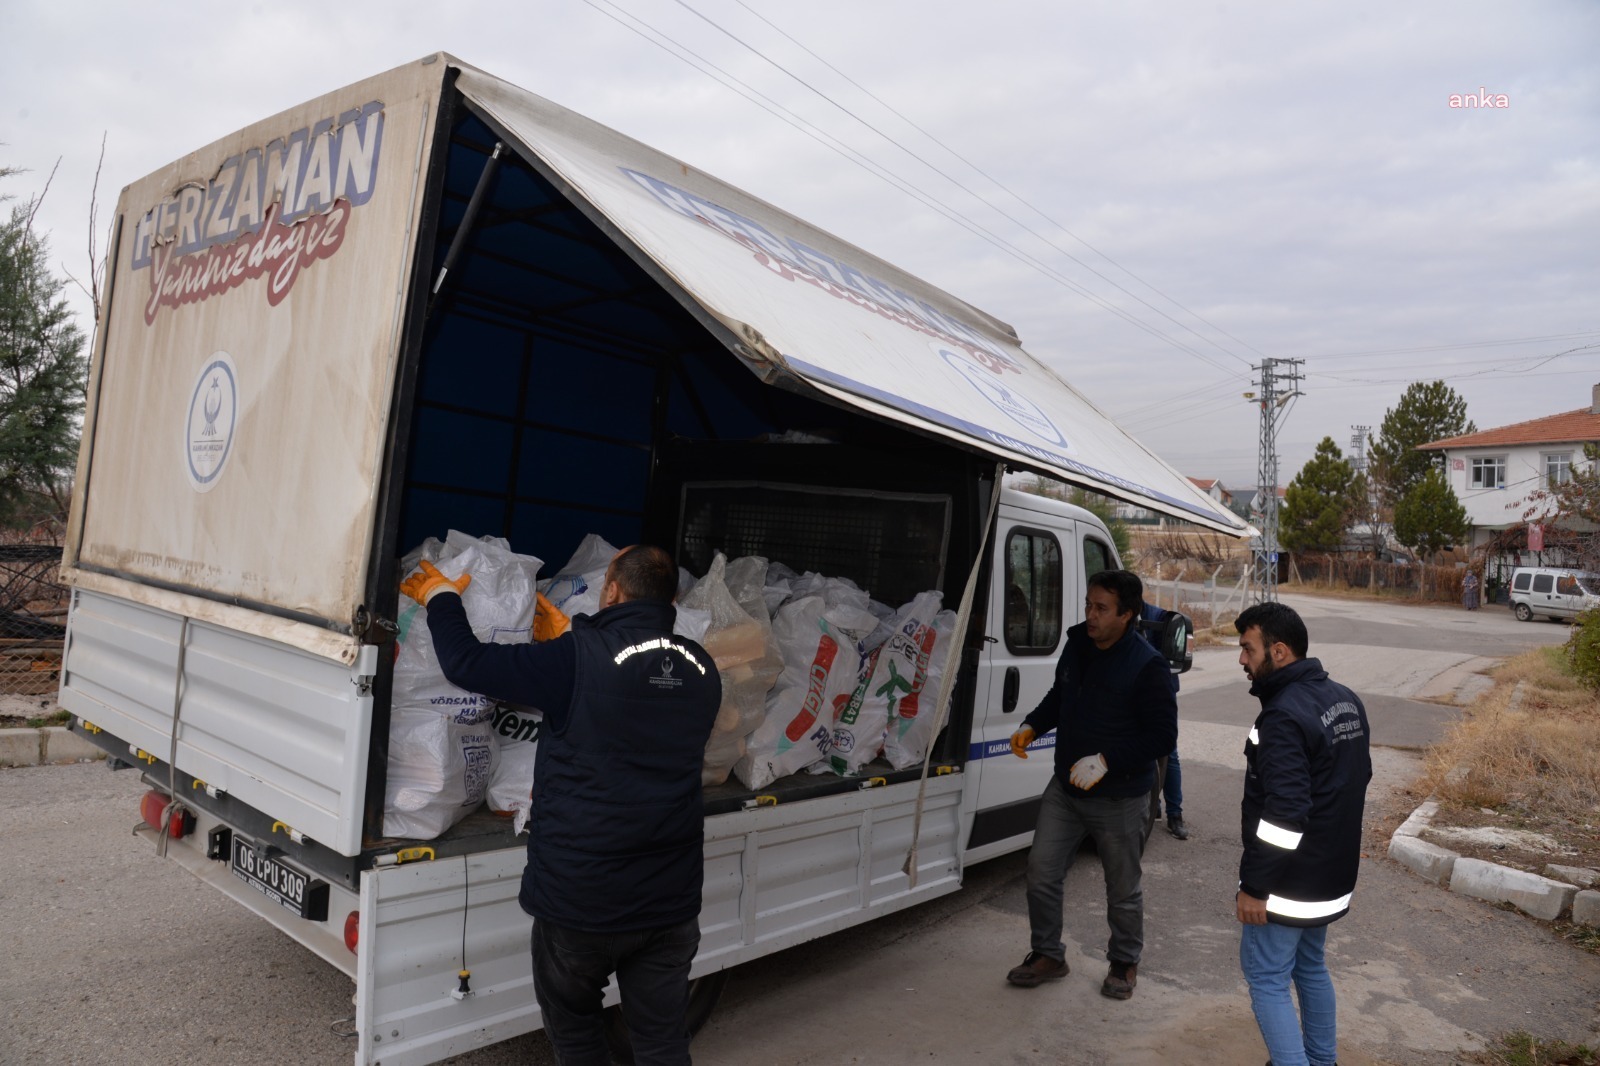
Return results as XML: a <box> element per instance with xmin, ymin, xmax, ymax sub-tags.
<box><xmin>902</xmin><ymin>463</ymin><xmax>1004</xmax><ymax>887</ymax></box>
<box><xmin>429</xmin><ymin>140</ymin><xmax>504</xmax><ymax>304</ymax></box>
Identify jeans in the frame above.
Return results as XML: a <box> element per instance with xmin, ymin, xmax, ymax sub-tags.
<box><xmin>1162</xmin><ymin>749</ymin><xmax>1183</xmax><ymax>819</ymax></box>
<box><xmin>1240</xmin><ymin>921</ymin><xmax>1337</xmax><ymax>1066</ymax></box>
<box><xmin>531</xmin><ymin>915</ymin><xmax>701</xmax><ymax>1066</ymax></box>
<box><xmin>1025</xmin><ymin>774</ymin><xmax>1147</xmax><ymax>965</ymax></box>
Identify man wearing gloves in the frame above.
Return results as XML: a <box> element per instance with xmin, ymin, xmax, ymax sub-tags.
<box><xmin>401</xmin><ymin>544</ymin><xmax>721</xmax><ymax>1066</ymax></box>
<box><xmin>1234</xmin><ymin>602</ymin><xmax>1371</xmax><ymax>1066</ymax></box>
<box><xmin>1005</xmin><ymin>569</ymin><xmax>1178</xmax><ymax>1000</ymax></box>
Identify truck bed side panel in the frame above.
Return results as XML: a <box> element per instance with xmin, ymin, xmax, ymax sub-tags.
<box><xmin>355</xmin><ymin>774</ymin><xmax>964</xmax><ymax>1065</ymax></box>
<box><xmin>61</xmin><ymin>588</ymin><xmax>376</xmax><ymax>856</ymax></box>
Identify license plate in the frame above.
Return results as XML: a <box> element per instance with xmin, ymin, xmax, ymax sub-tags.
<box><xmin>231</xmin><ymin>836</ymin><xmax>330</xmax><ymax>921</ymax></box>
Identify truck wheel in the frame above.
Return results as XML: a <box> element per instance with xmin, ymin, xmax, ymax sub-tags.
<box><xmin>602</xmin><ymin>969</ymin><xmax>729</xmax><ymax>1064</ymax></box>
<box><xmin>1514</xmin><ymin>603</ymin><xmax>1533</xmax><ymax>622</ymax></box>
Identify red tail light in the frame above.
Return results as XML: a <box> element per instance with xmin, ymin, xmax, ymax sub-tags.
<box><xmin>344</xmin><ymin>911</ymin><xmax>360</xmax><ymax>954</ymax></box>
<box><xmin>140</xmin><ymin>790</ymin><xmax>191</xmax><ymax>839</ymax></box>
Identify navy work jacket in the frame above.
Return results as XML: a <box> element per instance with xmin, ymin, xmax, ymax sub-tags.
<box><xmin>1022</xmin><ymin>620</ymin><xmax>1177</xmax><ymax>799</ymax></box>
<box><xmin>1240</xmin><ymin>657</ymin><xmax>1372</xmax><ymax>926</ymax></box>
<box><xmin>425</xmin><ymin>594</ymin><xmax>721</xmax><ymax>932</ymax></box>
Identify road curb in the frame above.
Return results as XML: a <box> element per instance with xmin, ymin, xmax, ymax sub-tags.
<box><xmin>0</xmin><ymin>725</ymin><xmax>106</xmax><ymax>767</ymax></box>
<box><xmin>1387</xmin><ymin>683</ymin><xmax>1596</xmax><ymax>925</ymax></box>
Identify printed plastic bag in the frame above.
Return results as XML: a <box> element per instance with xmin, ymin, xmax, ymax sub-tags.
<box><xmin>539</xmin><ymin>533</ymin><xmax>618</xmax><ymax>620</ymax></box>
<box><xmin>384</xmin><ymin>533</ymin><xmax>542</xmax><ymax>839</ymax></box>
<box><xmin>486</xmin><ymin>703</ymin><xmax>543</xmax><ymax>833</ymax></box>
<box><xmin>826</xmin><ymin>590</ymin><xmax>945</xmax><ymax>775</ymax></box>
<box><xmin>880</xmin><ymin>607</ymin><xmax>960</xmax><ymax>771</ymax></box>
<box><xmin>733</xmin><ymin>593</ymin><xmax>876</xmax><ymax>789</ymax></box>
<box><xmin>682</xmin><ymin>554</ymin><xmax>782</xmax><ymax>786</ymax></box>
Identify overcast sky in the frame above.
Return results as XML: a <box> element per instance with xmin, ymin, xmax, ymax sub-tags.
<box><xmin>3</xmin><ymin>0</ymin><xmax>1595</xmax><ymax>489</ymax></box>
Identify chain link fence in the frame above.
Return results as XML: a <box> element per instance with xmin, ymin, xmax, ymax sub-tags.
<box><xmin>1288</xmin><ymin>552</ymin><xmax>1471</xmax><ymax>605</ymax></box>
<box><xmin>0</xmin><ymin>544</ymin><xmax>67</xmax><ymax>705</ymax></box>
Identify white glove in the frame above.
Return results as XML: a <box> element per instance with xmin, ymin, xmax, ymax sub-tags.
<box><xmin>1069</xmin><ymin>753</ymin><xmax>1108</xmax><ymax>790</ymax></box>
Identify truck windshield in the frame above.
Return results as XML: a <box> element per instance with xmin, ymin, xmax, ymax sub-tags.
<box><xmin>1579</xmin><ymin>576</ymin><xmax>1600</xmax><ymax>597</ymax></box>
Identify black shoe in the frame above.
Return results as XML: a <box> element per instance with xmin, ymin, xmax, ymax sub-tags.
<box><xmin>1006</xmin><ymin>951</ymin><xmax>1068</xmax><ymax>987</ymax></box>
<box><xmin>1167</xmin><ymin>816</ymin><xmax>1190</xmax><ymax>840</ymax></box>
<box><xmin>1100</xmin><ymin>960</ymin><xmax>1137</xmax><ymax>999</ymax></box>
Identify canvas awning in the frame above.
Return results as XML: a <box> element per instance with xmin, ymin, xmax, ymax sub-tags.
<box><xmin>454</xmin><ymin>64</ymin><xmax>1250</xmax><ymax>537</ymax></box>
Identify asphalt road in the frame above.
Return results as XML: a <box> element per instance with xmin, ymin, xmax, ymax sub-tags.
<box><xmin>1</xmin><ymin>595</ymin><xmax>1591</xmax><ymax>1066</ymax></box>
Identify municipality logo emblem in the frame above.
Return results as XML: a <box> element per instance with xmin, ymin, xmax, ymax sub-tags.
<box><xmin>650</xmin><ymin>655</ymin><xmax>683</xmax><ymax>690</ymax></box>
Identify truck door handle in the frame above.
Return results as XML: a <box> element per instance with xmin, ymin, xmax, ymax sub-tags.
<box><xmin>1002</xmin><ymin>667</ymin><xmax>1020</xmax><ymax>714</ymax></box>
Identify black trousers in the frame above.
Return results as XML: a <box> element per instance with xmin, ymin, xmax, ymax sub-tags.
<box><xmin>531</xmin><ymin>915</ymin><xmax>701</xmax><ymax>1066</ymax></box>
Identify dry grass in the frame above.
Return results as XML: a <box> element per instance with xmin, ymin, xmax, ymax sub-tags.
<box><xmin>1418</xmin><ymin>647</ymin><xmax>1600</xmax><ymax>870</ymax></box>
<box><xmin>1277</xmin><ymin>576</ymin><xmax>1449</xmax><ymax>606</ymax></box>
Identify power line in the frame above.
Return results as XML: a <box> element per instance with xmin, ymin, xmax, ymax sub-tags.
<box><xmin>578</xmin><ymin>0</ymin><xmax>1252</xmax><ymax>378</ymax></box>
<box><xmin>686</xmin><ymin>0</ymin><xmax>1263</xmax><ymax>369</ymax></box>
<box><xmin>1300</xmin><ymin>329</ymin><xmax>1600</xmax><ymax>362</ymax></box>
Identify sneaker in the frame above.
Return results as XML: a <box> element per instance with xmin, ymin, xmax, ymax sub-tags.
<box><xmin>1006</xmin><ymin>951</ymin><xmax>1068</xmax><ymax>987</ymax></box>
<box><xmin>1100</xmin><ymin>960</ymin><xmax>1137</xmax><ymax>999</ymax></box>
<box><xmin>1167</xmin><ymin>816</ymin><xmax>1190</xmax><ymax>840</ymax></box>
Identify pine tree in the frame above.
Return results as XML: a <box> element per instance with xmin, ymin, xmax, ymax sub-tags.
<box><xmin>1369</xmin><ymin>381</ymin><xmax>1475</xmax><ymax>507</ymax></box>
<box><xmin>1280</xmin><ymin>437</ymin><xmax>1360</xmax><ymax>553</ymax></box>
<box><xmin>0</xmin><ymin>172</ymin><xmax>88</xmax><ymax>532</ymax></box>
<box><xmin>1393</xmin><ymin>468</ymin><xmax>1469</xmax><ymax>560</ymax></box>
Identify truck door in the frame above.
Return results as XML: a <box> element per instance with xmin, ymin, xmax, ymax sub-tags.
<box><xmin>966</xmin><ymin>505</ymin><xmax>1073</xmax><ymax>858</ymax></box>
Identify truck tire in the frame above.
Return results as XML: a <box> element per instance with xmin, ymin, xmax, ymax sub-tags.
<box><xmin>602</xmin><ymin>969</ymin><xmax>729</xmax><ymax>1064</ymax></box>
<box><xmin>1514</xmin><ymin>602</ymin><xmax>1533</xmax><ymax>622</ymax></box>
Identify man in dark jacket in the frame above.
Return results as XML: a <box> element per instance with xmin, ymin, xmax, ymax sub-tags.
<box><xmin>1005</xmin><ymin>569</ymin><xmax>1178</xmax><ymax>1000</ymax></box>
<box><xmin>402</xmin><ymin>544</ymin><xmax>721</xmax><ymax>1066</ymax></box>
<box><xmin>1234</xmin><ymin>602</ymin><xmax>1371</xmax><ymax>1066</ymax></box>
<box><xmin>1139</xmin><ymin>601</ymin><xmax>1190</xmax><ymax>839</ymax></box>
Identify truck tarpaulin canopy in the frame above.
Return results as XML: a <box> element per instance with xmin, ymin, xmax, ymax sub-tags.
<box><xmin>453</xmin><ymin>63</ymin><xmax>1248</xmax><ymax>537</ymax></box>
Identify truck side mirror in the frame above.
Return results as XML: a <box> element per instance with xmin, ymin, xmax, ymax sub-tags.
<box><xmin>1144</xmin><ymin>612</ymin><xmax>1193</xmax><ymax>675</ymax></box>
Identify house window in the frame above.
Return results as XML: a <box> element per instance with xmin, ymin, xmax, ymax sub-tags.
<box><xmin>1545</xmin><ymin>452</ymin><xmax>1573</xmax><ymax>485</ymax></box>
<box><xmin>1470</xmin><ymin>456</ymin><xmax>1506</xmax><ymax>489</ymax></box>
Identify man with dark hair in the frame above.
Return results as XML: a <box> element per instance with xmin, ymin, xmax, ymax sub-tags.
<box><xmin>402</xmin><ymin>543</ymin><xmax>721</xmax><ymax>1065</ymax></box>
<box><xmin>1234</xmin><ymin>601</ymin><xmax>1370</xmax><ymax>1066</ymax></box>
<box><xmin>1005</xmin><ymin>568</ymin><xmax>1178</xmax><ymax>1000</ymax></box>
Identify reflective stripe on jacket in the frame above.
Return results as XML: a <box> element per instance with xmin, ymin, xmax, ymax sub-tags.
<box><xmin>1240</xmin><ymin>657</ymin><xmax>1372</xmax><ymax>927</ymax></box>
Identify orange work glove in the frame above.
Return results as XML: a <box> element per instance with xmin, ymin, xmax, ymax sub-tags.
<box><xmin>1009</xmin><ymin>726</ymin><xmax>1037</xmax><ymax>759</ymax></box>
<box><xmin>399</xmin><ymin>560</ymin><xmax>471</xmax><ymax>606</ymax></box>
<box><xmin>533</xmin><ymin>591</ymin><xmax>571</xmax><ymax>641</ymax></box>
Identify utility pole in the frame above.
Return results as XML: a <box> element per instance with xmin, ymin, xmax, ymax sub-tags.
<box><xmin>1349</xmin><ymin>424</ymin><xmax>1381</xmax><ymax>567</ymax></box>
<box><xmin>1348</xmin><ymin>425</ymin><xmax>1369</xmax><ymax>475</ymax></box>
<box><xmin>1245</xmin><ymin>358</ymin><xmax>1304</xmax><ymax>603</ymax></box>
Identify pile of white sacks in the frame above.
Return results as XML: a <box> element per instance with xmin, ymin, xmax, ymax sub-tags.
<box><xmin>383</xmin><ymin>531</ymin><xmax>957</xmax><ymax>840</ymax></box>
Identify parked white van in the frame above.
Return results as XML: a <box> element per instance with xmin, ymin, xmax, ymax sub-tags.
<box><xmin>1508</xmin><ymin>566</ymin><xmax>1600</xmax><ymax>621</ymax></box>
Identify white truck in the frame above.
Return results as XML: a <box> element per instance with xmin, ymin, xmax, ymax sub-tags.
<box><xmin>59</xmin><ymin>54</ymin><xmax>1246</xmax><ymax>1065</ymax></box>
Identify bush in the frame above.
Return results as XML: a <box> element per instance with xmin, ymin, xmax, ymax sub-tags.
<box><xmin>1568</xmin><ymin>608</ymin><xmax>1600</xmax><ymax>692</ymax></box>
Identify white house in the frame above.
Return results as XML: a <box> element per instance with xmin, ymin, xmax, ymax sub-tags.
<box><xmin>1418</xmin><ymin>382</ymin><xmax>1599</xmax><ymax>577</ymax></box>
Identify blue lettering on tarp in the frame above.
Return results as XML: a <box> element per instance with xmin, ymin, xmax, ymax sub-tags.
<box><xmin>784</xmin><ymin>355</ymin><xmax>1241</xmax><ymax>528</ymax></box>
<box><xmin>968</xmin><ymin>731</ymin><xmax>1057</xmax><ymax>761</ymax></box>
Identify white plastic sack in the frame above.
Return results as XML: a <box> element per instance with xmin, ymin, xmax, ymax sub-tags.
<box><xmin>683</xmin><ymin>554</ymin><xmax>782</xmax><ymax>786</ymax></box>
<box><xmin>763</xmin><ymin>561</ymin><xmax>797</xmax><ymax>617</ymax></box>
<box><xmin>733</xmin><ymin>594</ymin><xmax>875</xmax><ymax>789</ymax></box>
<box><xmin>880</xmin><ymin>608</ymin><xmax>960</xmax><ymax>771</ymax></box>
<box><xmin>826</xmin><ymin>590</ymin><xmax>945</xmax><ymax>775</ymax></box>
<box><xmin>486</xmin><ymin>703</ymin><xmax>542</xmax><ymax>834</ymax></box>
<box><xmin>385</xmin><ymin>533</ymin><xmax>542</xmax><ymax>839</ymax></box>
<box><xmin>673</xmin><ymin>604</ymin><xmax>712</xmax><ymax>643</ymax></box>
<box><xmin>539</xmin><ymin>533</ymin><xmax>618</xmax><ymax>620</ymax></box>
